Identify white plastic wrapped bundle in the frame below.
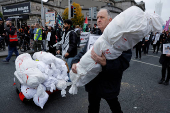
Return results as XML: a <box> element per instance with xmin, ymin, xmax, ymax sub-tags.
<box><xmin>33</xmin><ymin>84</ymin><xmax>49</xmax><ymax>109</ymax></box>
<box><xmin>20</xmin><ymin>68</ymin><xmax>46</xmax><ymax>88</ymax></box>
<box><xmin>21</xmin><ymin>85</ymin><xmax>37</xmax><ymax>99</ymax></box>
<box><xmin>56</xmin><ymin>80</ymin><xmax>67</xmax><ymax>97</ymax></box>
<box><xmin>43</xmin><ymin>76</ymin><xmax>58</xmax><ymax>92</ymax></box>
<box><xmin>15</xmin><ymin>53</ymin><xmax>35</xmax><ymax>72</ymax></box>
<box><xmin>33</xmin><ymin>52</ymin><xmax>56</xmax><ymax>65</ymax></box>
<box><xmin>36</xmin><ymin>61</ymin><xmax>46</xmax><ymax>73</ymax></box>
<box><xmin>32</xmin><ymin>51</ymin><xmax>46</xmax><ymax>61</ymax></box>
<box><xmin>69</xmin><ymin>6</ymin><xmax>164</xmax><ymax>95</ymax></box>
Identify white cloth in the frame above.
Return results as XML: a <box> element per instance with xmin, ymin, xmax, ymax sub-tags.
<box><xmin>46</xmin><ymin>32</ymin><xmax>51</xmax><ymax>41</ymax></box>
<box><xmin>21</xmin><ymin>85</ymin><xmax>37</xmax><ymax>99</ymax></box>
<box><xmin>33</xmin><ymin>92</ymin><xmax>49</xmax><ymax>109</ymax></box>
<box><xmin>69</xmin><ymin>6</ymin><xmax>164</xmax><ymax>95</ymax></box>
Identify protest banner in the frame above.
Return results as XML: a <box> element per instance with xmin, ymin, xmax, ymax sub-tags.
<box><xmin>45</xmin><ymin>12</ymin><xmax>55</xmax><ymax>28</ymax></box>
<box><xmin>80</xmin><ymin>32</ymin><xmax>90</xmax><ymax>46</ymax></box>
<box><xmin>87</xmin><ymin>34</ymin><xmax>100</xmax><ymax>51</ymax></box>
<box><xmin>163</xmin><ymin>44</ymin><xmax>170</xmax><ymax>54</ymax></box>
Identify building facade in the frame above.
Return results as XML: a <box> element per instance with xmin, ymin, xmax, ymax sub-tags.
<box><xmin>0</xmin><ymin>0</ymin><xmax>145</xmax><ymax>28</ymax></box>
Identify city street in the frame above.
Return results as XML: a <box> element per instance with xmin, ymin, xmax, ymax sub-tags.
<box><xmin>0</xmin><ymin>48</ymin><xmax>170</xmax><ymax>113</ymax></box>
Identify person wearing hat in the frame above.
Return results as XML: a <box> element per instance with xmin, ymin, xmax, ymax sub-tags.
<box><xmin>3</xmin><ymin>19</ymin><xmax>19</xmax><ymax>63</ymax></box>
<box><xmin>33</xmin><ymin>23</ymin><xmax>42</xmax><ymax>52</ymax></box>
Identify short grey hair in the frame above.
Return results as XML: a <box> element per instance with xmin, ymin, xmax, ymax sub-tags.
<box><xmin>99</xmin><ymin>8</ymin><xmax>112</xmax><ymax>19</ymax></box>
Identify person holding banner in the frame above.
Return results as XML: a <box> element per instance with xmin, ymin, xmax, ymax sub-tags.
<box><xmin>71</xmin><ymin>9</ymin><xmax>132</xmax><ymax>113</ymax></box>
<box><xmin>159</xmin><ymin>35</ymin><xmax>170</xmax><ymax>85</ymax></box>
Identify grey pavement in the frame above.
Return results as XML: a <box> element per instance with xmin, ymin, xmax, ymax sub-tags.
<box><xmin>0</xmin><ymin>46</ymin><xmax>34</xmax><ymax>58</ymax></box>
<box><xmin>0</xmin><ymin>47</ymin><xmax>170</xmax><ymax>113</ymax></box>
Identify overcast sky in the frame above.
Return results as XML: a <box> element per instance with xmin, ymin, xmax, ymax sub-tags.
<box><xmin>135</xmin><ymin>0</ymin><xmax>169</xmax><ymax>24</ymax></box>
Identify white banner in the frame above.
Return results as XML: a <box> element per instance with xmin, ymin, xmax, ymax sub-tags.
<box><xmin>80</xmin><ymin>32</ymin><xmax>90</xmax><ymax>46</ymax></box>
<box><xmin>87</xmin><ymin>34</ymin><xmax>100</xmax><ymax>51</ymax></box>
<box><xmin>45</xmin><ymin>12</ymin><xmax>55</xmax><ymax>28</ymax></box>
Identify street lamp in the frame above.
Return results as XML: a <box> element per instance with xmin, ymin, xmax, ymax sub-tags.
<box><xmin>41</xmin><ymin>0</ymin><xmax>48</xmax><ymax>27</ymax></box>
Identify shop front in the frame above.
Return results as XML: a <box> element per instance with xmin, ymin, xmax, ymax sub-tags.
<box><xmin>2</xmin><ymin>2</ymin><xmax>31</xmax><ymax>29</ymax></box>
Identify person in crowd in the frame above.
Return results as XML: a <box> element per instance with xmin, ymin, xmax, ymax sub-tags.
<box><xmin>41</xmin><ymin>26</ymin><xmax>46</xmax><ymax>51</ymax></box>
<box><xmin>143</xmin><ymin>34</ymin><xmax>150</xmax><ymax>54</ymax></box>
<box><xmin>85</xmin><ymin>24</ymin><xmax>92</xmax><ymax>32</ymax></box>
<box><xmin>57</xmin><ymin>19</ymin><xmax>77</xmax><ymax>81</ymax></box>
<box><xmin>160</xmin><ymin>30</ymin><xmax>166</xmax><ymax>52</ymax></box>
<box><xmin>0</xmin><ymin>18</ymin><xmax>5</xmax><ymax>44</ymax></box>
<box><xmin>74</xmin><ymin>25</ymin><xmax>81</xmax><ymax>48</ymax></box>
<box><xmin>134</xmin><ymin>39</ymin><xmax>143</xmax><ymax>59</ymax></box>
<box><xmin>92</xmin><ymin>23</ymin><xmax>102</xmax><ymax>35</ymax></box>
<box><xmin>46</xmin><ymin>24</ymin><xmax>56</xmax><ymax>55</ymax></box>
<box><xmin>24</xmin><ymin>26</ymin><xmax>30</xmax><ymax>50</ymax></box>
<box><xmin>71</xmin><ymin>8</ymin><xmax>132</xmax><ymax>113</ymax></box>
<box><xmin>29</xmin><ymin>25</ymin><xmax>35</xmax><ymax>50</ymax></box>
<box><xmin>159</xmin><ymin>35</ymin><xmax>170</xmax><ymax>85</ymax></box>
<box><xmin>3</xmin><ymin>19</ymin><xmax>19</xmax><ymax>63</ymax></box>
<box><xmin>33</xmin><ymin>23</ymin><xmax>42</xmax><ymax>52</ymax></box>
<box><xmin>56</xmin><ymin>25</ymin><xmax>62</xmax><ymax>42</ymax></box>
<box><xmin>24</xmin><ymin>22</ymin><xmax>29</xmax><ymax>30</ymax></box>
<box><xmin>153</xmin><ymin>32</ymin><xmax>160</xmax><ymax>54</ymax></box>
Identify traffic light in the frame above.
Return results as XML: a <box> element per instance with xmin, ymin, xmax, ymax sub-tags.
<box><xmin>89</xmin><ymin>8</ymin><xmax>91</xmax><ymax>19</ymax></box>
<box><xmin>93</xmin><ymin>7</ymin><xmax>97</xmax><ymax>19</ymax></box>
<box><xmin>71</xmin><ymin>5</ymin><xmax>76</xmax><ymax>18</ymax></box>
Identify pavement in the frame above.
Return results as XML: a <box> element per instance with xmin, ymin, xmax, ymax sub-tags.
<box><xmin>0</xmin><ymin>46</ymin><xmax>84</xmax><ymax>58</ymax></box>
<box><xmin>0</xmin><ymin>46</ymin><xmax>34</xmax><ymax>58</ymax></box>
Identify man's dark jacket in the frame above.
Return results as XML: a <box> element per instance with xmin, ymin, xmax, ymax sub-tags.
<box><xmin>71</xmin><ymin>42</ymin><xmax>132</xmax><ymax>99</ymax></box>
<box><xmin>48</xmin><ymin>30</ymin><xmax>56</xmax><ymax>47</ymax></box>
<box><xmin>60</xmin><ymin>27</ymin><xmax>77</xmax><ymax>58</ymax></box>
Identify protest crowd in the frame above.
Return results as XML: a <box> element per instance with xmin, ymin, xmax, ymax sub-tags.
<box><xmin>0</xmin><ymin>5</ymin><xmax>168</xmax><ymax>113</ymax></box>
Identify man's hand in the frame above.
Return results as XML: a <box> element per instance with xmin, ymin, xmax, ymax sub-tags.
<box><xmin>142</xmin><ymin>44</ymin><xmax>144</xmax><ymax>46</ymax></box>
<box><xmin>65</xmin><ymin>52</ymin><xmax>69</xmax><ymax>57</ymax></box>
<box><xmin>166</xmin><ymin>54</ymin><xmax>170</xmax><ymax>57</ymax></box>
<box><xmin>72</xmin><ymin>63</ymin><xmax>77</xmax><ymax>73</ymax></box>
<box><xmin>91</xmin><ymin>48</ymin><xmax>106</xmax><ymax>66</ymax></box>
<box><xmin>57</xmin><ymin>50</ymin><xmax>60</xmax><ymax>54</ymax></box>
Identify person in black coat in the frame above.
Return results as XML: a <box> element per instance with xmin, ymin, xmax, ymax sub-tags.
<box><xmin>71</xmin><ymin>9</ymin><xmax>132</xmax><ymax>113</ymax></box>
<box><xmin>47</xmin><ymin>26</ymin><xmax>56</xmax><ymax>55</ymax></box>
<box><xmin>159</xmin><ymin>35</ymin><xmax>170</xmax><ymax>85</ymax></box>
<box><xmin>57</xmin><ymin>19</ymin><xmax>77</xmax><ymax>71</ymax></box>
<box><xmin>134</xmin><ymin>39</ymin><xmax>143</xmax><ymax>59</ymax></box>
<box><xmin>160</xmin><ymin>30</ymin><xmax>166</xmax><ymax>52</ymax></box>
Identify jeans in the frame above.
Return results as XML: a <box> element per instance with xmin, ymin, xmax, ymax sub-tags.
<box><xmin>65</xmin><ymin>57</ymin><xmax>74</xmax><ymax>82</ymax></box>
<box><xmin>6</xmin><ymin>45</ymin><xmax>19</xmax><ymax>61</ymax></box>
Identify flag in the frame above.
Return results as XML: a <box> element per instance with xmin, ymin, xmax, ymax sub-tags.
<box><xmin>164</xmin><ymin>17</ymin><xmax>170</xmax><ymax>31</ymax></box>
<box><xmin>83</xmin><ymin>17</ymin><xmax>88</xmax><ymax>32</ymax></box>
<box><xmin>56</xmin><ymin>13</ymin><xmax>64</xmax><ymax>29</ymax></box>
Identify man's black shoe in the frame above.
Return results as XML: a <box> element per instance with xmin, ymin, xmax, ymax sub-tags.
<box><xmin>158</xmin><ymin>79</ymin><xmax>164</xmax><ymax>84</ymax></box>
<box><xmin>163</xmin><ymin>81</ymin><xmax>169</xmax><ymax>85</ymax></box>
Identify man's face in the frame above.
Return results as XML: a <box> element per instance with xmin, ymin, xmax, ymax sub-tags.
<box><xmin>64</xmin><ymin>23</ymin><xmax>70</xmax><ymax>30</ymax></box>
<box><xmin>97</xmin><ymin>10</ymin><xmax>112</xmax><ymax>32</ymax></box>
<box><xmin>6</xmin><ymin>21</ymin><xmax>9</xmax><ymax>26</ymax></box>
<box><xmin>48</xmin><ymin>26</ymin><xmax>51</xmax><ymax>30</ymax></box>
